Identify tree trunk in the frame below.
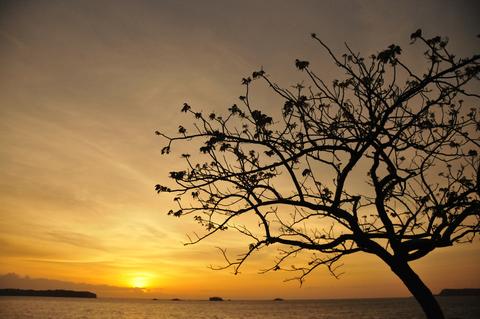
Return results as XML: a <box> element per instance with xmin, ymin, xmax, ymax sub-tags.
<box><xmin>389</xmin><ymin>259</ymin><xmax>444</xmax><ymax>319</ymax></box>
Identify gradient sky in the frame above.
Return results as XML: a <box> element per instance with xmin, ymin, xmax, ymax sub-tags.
<box><xmin>0</xmin><ymin>0</ymin><xmax>479</xmax><ymax>299</ymax></box>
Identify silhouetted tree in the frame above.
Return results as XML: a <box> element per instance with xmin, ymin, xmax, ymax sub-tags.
<box><xmin>156</xmin><ymin>30</ymin><xmax>479</xmax><ymax>319</ymax></box>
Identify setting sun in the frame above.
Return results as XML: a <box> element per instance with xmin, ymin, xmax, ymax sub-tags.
<box><xmin>128</xmin><ymin>273</ymin><xmax>155</xmax><ymax>289</ymax></box>
<box><xmin>131</xmin><ymin>276</ymin><xmax>149</xmax><ymax>289</ymax></box>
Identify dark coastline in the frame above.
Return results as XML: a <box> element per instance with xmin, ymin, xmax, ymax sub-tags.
<box><xmin>0</xmin><ymin>288</ymin><xmax>96</xmax><ymax>298</ymax></box>
<box><xmin>438</xmin><ymin>289</ymin><xmax>480</xmax><ymax>296</ymax></box>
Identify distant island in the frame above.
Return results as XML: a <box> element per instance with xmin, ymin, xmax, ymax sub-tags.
<box><xmin>273</xmin><ymin>298</ymin><xmax>284</xmax><ymax>301</ymax></box>
<box><xmin>209</xmin><ymin>296</ymin><xmax>223</xmax><ymax>301</ymax></box>
<box><xmin>439</xmin><ymin>289</ymin><xmax>480</xmax><ymax>296</ymax></box>
<box><xmin>0</xmin><ymin>289</ymin><xmax>96</xmax><ymax>298</ymax></box>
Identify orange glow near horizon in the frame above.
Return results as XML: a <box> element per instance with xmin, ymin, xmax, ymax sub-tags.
<box><xmin>131</xmin><ymin>276</ymin><xmax>148</xmax><ymax>289</ymax></box>
<box><xmin>127</xmin><ymin>273</ymin><xmax>155</xmax><ymax>289</ymax></box>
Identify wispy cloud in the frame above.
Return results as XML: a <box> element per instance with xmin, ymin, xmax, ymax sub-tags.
<box><xmin>0</xmin><ymin>30</ymin><xmax>26</xmax><ymax>50</ymax></box>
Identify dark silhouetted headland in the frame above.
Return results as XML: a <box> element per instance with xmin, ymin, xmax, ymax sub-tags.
<box><xmin>0</xmin><ymin>288</ymin><xmax>96</xmax><ymax>298</ymax></box>
<box><xmin>439</xmin><ymin>289</ymin><xmax>480</xmax><ymax>296</ymax></box>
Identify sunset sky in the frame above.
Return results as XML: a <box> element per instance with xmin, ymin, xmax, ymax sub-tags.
<box><xmin>0</xmin><ymin>0</ymin><xmax>479</xmax><ymax>299</ymax></box>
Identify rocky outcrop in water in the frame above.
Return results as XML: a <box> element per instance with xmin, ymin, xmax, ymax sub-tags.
<box><xmin>209</xmin><ymin>296</ymin><xmax>223</xmax><ymax>301</ymax></box>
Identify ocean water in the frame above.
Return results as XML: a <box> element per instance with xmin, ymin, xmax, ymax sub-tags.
<box><xmin>0</xmin><ymin>296</ymin><xmax>479</xmax><ymax>319</ymax></box>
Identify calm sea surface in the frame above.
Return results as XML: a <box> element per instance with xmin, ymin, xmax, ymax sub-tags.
<box><xmin>0</xmin><ymin>296</ymin><xmax>479</xmax><ymax>319</ymax></box>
